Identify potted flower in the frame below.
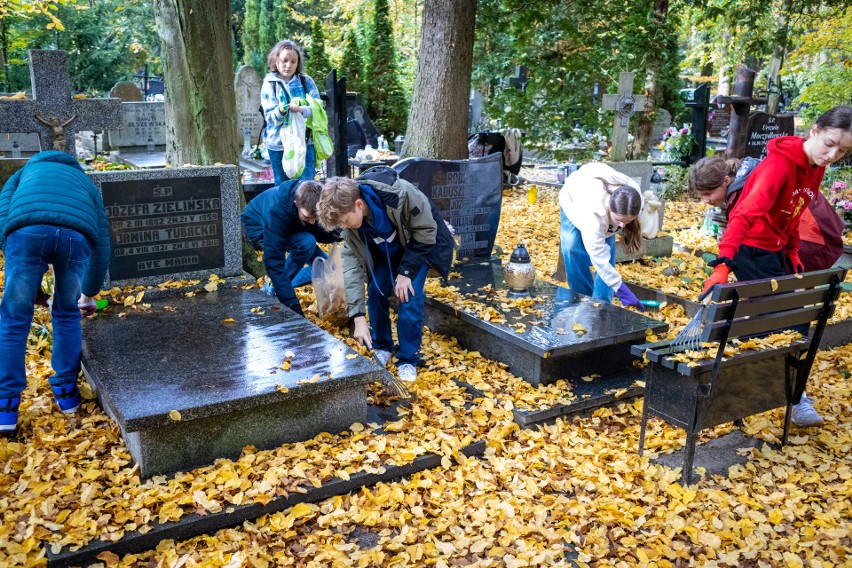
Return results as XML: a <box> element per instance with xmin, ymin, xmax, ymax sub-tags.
<box><xmin>828</xmin><ymin>180</ymin><xmax>852</xmax><ymax>225</ymax></box>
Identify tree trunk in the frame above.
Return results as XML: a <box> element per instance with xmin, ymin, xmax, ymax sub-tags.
<box><xmin>631</xmin><ymin>0</ymin><xmax>669</xmax><ymax>160</ymax></box>
<box><xmin>153</xmin><ymin>0</ymin><xmax>240</xmax><ymax>167</ymax></box>
<box><xmin>717</xmin><ymin>32</ymin><xmax>732</xmax><ymax>97</ymax></box>
<box><xmin>403</xmin><ymin>0</ymin><xmax>475</xmax><ymax>160</ymax></box>
<box><xmin>765</xmin><ymin>0</ymin><xmax>789</xmax><ymax>115</ymax></box>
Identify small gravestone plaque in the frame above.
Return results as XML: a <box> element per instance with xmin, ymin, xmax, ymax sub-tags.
<box><xmin>744</xmin><ymin>112</ymin><xmax>794</xmax><ymax>160</ymax></box>
<box><xmin>650</xmin><ymin>108</ymin><xmax>672</xmax><ymax>144</ymax></box>
<box><xmin>708</xmin><ymin>105</ymin><xmax>731</xmax><ymax>138</ymax></box>
<box><xmin>88</xmin><ymin>166</ymin><xmax>243</xmax><ymax>287</ymax></box>
<box><xmin>0</xmin><ymin>132</ymin><xmax>40</xmax><ymax>155</ymax></box>
<box><xmin>235</xmin><ymin>65</ymin><xmax>264</xmax><ymax>143</ymax></box>
<box><xmin>394</xmin><ymin>152</ymin><xmax>503</xmax><ymax>258</ymax></box>
<box><xmin>109</xmin><ymin>81</ymin><xmax>144</xmax><ymax>102</ymax></box>
<box><xmin>108</xmin><ymin>102</ymin><xmax>166</xmax><ymax>149</ymax></box>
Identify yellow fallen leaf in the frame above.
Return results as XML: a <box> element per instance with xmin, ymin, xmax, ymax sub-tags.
<box><xmin>345</xmin><ymin>354</ymin><xmax>357</xmax><ymax>360</ymax></box>
<box><xmin>276</xmin><ymin>385</ymin><xmax>289</xmax><ymax>394</ymax></box>
<box><xmin>290</xmin><ymin>502</ymin><xmax>312</xmax><ymax>518</ymax></box>
<box><xmin>770</xmin><ymin>279</ymin><xmax>778</xmax><ymax>291</ymax></box>
<box><xmin>223</xmin><ymin>318</ymin><xmax>236</xmax><ymax>323</ymax></box>
<box><xmin>169</xmin><ymin>409</ymin><xmax>182</xmax><ymax>421</ymax></box>
<box><xmin>280</xmin><ymin>360</ymin><xmax>291</xmax><ymax>371</ymax></box>
<box><xmin>204</xmin><ymin>281</ymin><xmax>219</xmax><ymax>293</ymax></box>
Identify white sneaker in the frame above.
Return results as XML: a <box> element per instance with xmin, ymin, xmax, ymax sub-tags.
<box><xmin>373</xmin><ymin>350</ymin><xmax>392</xmax><ymax>368</ymax></box>
<box><xmin>397</xmin><ymin>364</ymin><xmax>417</xmax><ymax>383</ymax></box>
<box><xmin>792</xmin><ymin>395</ymin><xmax>824</xmax><ymax>427</ymax></box>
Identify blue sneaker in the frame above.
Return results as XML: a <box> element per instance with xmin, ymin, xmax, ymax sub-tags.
<box><xmin>52</xmin><ymin>384</ymin><xmax>81</xmax><ymax>414</ymax></box>
<box><xmin>0</xmin><ymin>398</ymin><xmax>20</xmax><ymax>436</ymax></box>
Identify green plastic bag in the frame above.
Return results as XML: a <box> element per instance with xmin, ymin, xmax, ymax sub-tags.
<box><xmin>306</xmin><ymin>95</ymin><xmax>333</xmax><ymax>161</ymax></box>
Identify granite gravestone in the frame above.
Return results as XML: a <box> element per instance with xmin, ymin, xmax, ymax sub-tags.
<box><xmin>87</xmin><ymin>166</ymin><xmax>243</xmax><ymax>288</ymax></box>
<box><xmin>394</xmin><ymin>152</ymin><xmax>503</xmax><ymax>259</ymax></box>
<box><xmin>107</xmin><ymin>101</ymin><xmax>166</xmax><ymax>151</ymax></box>
<box><xmin>708</xmin><ymin>104</ymin><xmax>732</xmax><ymax>139</ymax></box>
<box><xmin>346</xmin><ymin>93</ymin><xmax>381</xmax><ymax>147</ymax></box>
<box><xmin>602</xmin><ymin>72</ymin><xmax>647</xmax><ymax>162</ymax></box>
<box><xmin>0</xmin><ymin>50</ymin><xmax>121</xmax><ymax>156</ymax></box>
<box><xmin>0</xmin><ymin>131</ymin><xmax>41</xmax><ymax>156</ymax></box>
<box><xmin>109</xmin><ymin>81</ymin><xmax>144</xmax><ymax>102</ymax></box>
<box><xmin>235</xmin><ymin>65</ymin><xmax>264</xmax><ymax>144</ymax></box>
<box><xmin>744</xmin><ymin>112</ymin><xmax>794</xmax><ymax>160</ymax></box>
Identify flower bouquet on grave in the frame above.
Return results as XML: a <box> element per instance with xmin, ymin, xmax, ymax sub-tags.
<box><xmin>659</xmin><ymin>124</ymin><xmax>695</xmax><ymax>162</ymax></box>
<box><xmin>828</xmin><ymin>180</ymin><xmax>852</xmax><ymax>224</ymax></box>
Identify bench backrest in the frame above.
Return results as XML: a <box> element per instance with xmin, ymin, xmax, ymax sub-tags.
<box><xmin>701</xmin><ymin>267</ymin><xmax>847</xmax><ymax>344</ymax></box>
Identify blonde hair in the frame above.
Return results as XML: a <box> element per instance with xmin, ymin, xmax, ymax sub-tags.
<box><xmin>689</xmin><ymin>156</ymin><xmax>741</xmax><ymax>194</ymax></box>
<box><xmin>600</xmin><ymin>177</ymin><xmax>643</xmax><ymax>254</ymax></box>
<box><xmin>317</xmin><ymin>177</ymin><xmax>361</xmax><ymax>231</ymax></box>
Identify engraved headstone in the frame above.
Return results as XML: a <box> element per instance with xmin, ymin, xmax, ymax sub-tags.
<box><xmin>109</xmin><ymin>81</ymin><xmax>144</xmax><ymax>102</ymax></box>
<box><xmin>744</xmin><ymin>112</ymin><xmax>795</xmax><ymax>160</ymax></box>
<box><xmin>107</xmin><ymin>102</ymin><xmax>166</xmax><ymax>150</ymax></box>
<box><xmin>234</xmin><ymin>65</ymin><xmax>264</xmax><ymax>143</ymax></box>
<box><xmin>708</xmin><ymin>104</ymin><xmax>732</xmax><ymax>139</ymax></box>
<box><xmin>346</xmin><ymin>93</ymin><xmax>381</xmax><ymax>146</ymax></box>
<box><xmin>0</xmin><ymin>50</ymin><xmax>121</xmax><ymax>156</ymax></box>
<box><xmin>394</xmin><ymin>153</ymin><xmax>503</xmax><ymax>258</ymax></box>
<box><xmin>87</xmin><ymin>166</ymin><xmax>243</xmax><ymax>288</ymax></box>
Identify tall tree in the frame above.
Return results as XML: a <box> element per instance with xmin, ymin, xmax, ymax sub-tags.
<box><xmin>308</xmin><ymin>18</ymin><xmax>331</xmax><ymax>81</ymax></box>
<box><xmin>242</xmin><ymin>0</ymin><xmax>259</xmax><ymax>64</ymax></box>
<box><xmin>257</xmin><ymin>0</ymin><xmax>274</xmax><ymax>54</ymax></box>
<box><xmin>273</xmin><ymin>0</ymin><xmax>287</xmax><ymax>41</ymax></box>
<box><xmin>153</xmin><ymin>0</ymin><xmax>239</xmax><ymax>166</ymax></box>
<box><xmin>404</xmin><ymin>0</ymin><xmax>475</xmax><ymax>159</ymax></box>
<box><xmin>340</xmin><ymin>26</ymin><xmax>364</xmax><ymax>95</ymax></box>
<box><xmin>366</xmin><ymin>0</ymin><xmax>407</xmax><ymax>137</ymax></box>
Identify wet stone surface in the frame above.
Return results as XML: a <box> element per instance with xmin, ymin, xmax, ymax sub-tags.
<box><xmin>81</xmin><ymin>287</ymin><xmax>382</xmax><ymax>478</ymax></box>
<box><xmin>425</xmin><ymin>259</ymin><xmax>668</xmax><ymax>386</ymax></box>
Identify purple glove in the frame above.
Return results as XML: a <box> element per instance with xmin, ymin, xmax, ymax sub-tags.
<box><xmin>615</xmin><ymin>283</ymin><xmax>644</xmax><ymax>311</ymax></box>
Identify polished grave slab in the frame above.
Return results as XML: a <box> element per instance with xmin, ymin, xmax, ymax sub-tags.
<box><xmin>81</xmin><ymin>287</ymin><xmax>382</xmax><ymax>478</ymax></box>
<box><xmin>424</xmin><ymin>259</ymin><xmax>668</xmax><ymax>388</ymax></box>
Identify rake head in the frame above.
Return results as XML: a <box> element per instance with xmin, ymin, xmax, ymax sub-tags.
<box><xmin>668</xmin><ymin>296</ymin><xmax>711</xmax><ymax>353</ymax></box>
<box><xmin>373</xmin><ymin>353</ymin><xmax>410</xmax><ymax>399</ymax></box>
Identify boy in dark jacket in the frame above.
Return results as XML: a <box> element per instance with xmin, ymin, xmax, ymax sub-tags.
<box><xmin>0</xmin><ymin>151</ymin><xmax>111</xmax><ymax>435</ymax></box>
<box><xmin>241</xmin><ymin>179</ymin><xmax>340</xmax><ymax>316</ymax></box>
<box><xmin>317</xmin><ymin>172</ymin><xmax>453</xmax><ymax>383</ymax></box>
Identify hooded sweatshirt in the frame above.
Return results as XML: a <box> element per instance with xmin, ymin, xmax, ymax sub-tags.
<box><xmin>718</xmin><ymin>136</ymin><xmax>825</xmax><ymax>261</ymax></box>
<box><xmin>558</xmin><ymin>162</ymin><xmax>642</xmax><ymax>291</ymax></box>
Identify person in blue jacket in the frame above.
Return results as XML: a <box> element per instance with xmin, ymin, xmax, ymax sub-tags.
<box><xmin>0</xmin><ymin>151</ymin><xmax>110</xmax><ymax>436</ymax></box>
<box><xmin>241</xmin><ymin>179</ymin><xmax>340</xmax><ymax>316</ymax></box>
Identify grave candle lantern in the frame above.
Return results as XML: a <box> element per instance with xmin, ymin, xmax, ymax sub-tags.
<box><xmin>503</xmin><ymin>243</ymin><xmax>536</xmax><ymax>296</ymax></box>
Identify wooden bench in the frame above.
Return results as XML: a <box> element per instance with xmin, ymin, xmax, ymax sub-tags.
<box><xmin>630</xmin><ymin>267</ymin><xmax>847</xmax><ymax>484</ymax></box>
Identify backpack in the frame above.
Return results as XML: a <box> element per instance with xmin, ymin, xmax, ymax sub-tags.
<box><xmin>356</xmin><ymin>166</ymin><xmax>455</xmax><ymax>279</ymax></box>
<box><xmin>724</xmin><ymin>157</ymin><xmax>844</xmax><ymax>271</ymax></box>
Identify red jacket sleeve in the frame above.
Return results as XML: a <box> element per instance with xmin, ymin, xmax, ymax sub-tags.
<box><xmin>717</xmin><ymin>167</ymin><xmax>788</xmax><ymax>260</ymax></box>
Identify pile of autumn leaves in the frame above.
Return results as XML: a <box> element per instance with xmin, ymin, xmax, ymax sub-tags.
<box><xmin>1</xmin><ymin>185</ymin><xmax>851</xmax><ymax>567</ymax></box>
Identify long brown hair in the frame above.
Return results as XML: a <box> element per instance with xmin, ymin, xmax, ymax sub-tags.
<box><xmin>599</xmin><ymin>177</ymin><xmax>642</xmax><ymax>254</ymax></box>
<box><xmin>266</xmin><ymin>40</ymin><xmax>305</xmax><ymax>76</ymax></box>
<box><xmin>688</xmin><ymin>156</ymin><xmax>741</xmax><ymax>194</ymax></box>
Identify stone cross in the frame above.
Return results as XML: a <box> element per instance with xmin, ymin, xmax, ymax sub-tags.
<box><xmin>602</xmin><ymin>72</ymin><xmax>647</xmax><ymax>162</ymax></box>
<box><xmin>0</xmin><ymin>49</ymin><xmax>121</xmax><ymax>156</ymax></box>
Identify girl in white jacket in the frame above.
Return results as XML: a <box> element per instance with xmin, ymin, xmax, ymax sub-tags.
<box><xmin>558</xmin><ymin>162</ymin><xmax>644</xmax><ymax>309</ymax></box>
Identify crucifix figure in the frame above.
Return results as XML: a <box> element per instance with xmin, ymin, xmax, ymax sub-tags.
<box><xmin>0</xmin><ymin>50</ymin><xmax>121</xmax><ymax>157</ymax></box>
<box><xmin>602</xmin><ymin>72</ymin><xmax>647</xmax><ymax>162</ymax></box>
<box><xmin>35</xmin><ymin>114</ymin><xmax>76</xmax><ymax>151</ymax></box>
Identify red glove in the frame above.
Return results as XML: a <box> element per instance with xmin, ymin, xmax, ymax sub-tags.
<box><xmin>702</xmin><ymin>264</ymin><xmax>730</xmax><ymax>296</ymax></box>
<box><xmin>787</xmin><ymin>252</ymin><xmax>804</xmax><ymax>274</ymax></box>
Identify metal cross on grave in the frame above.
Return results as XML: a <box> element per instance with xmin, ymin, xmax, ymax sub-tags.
<box><xmin>602</xmin><ymin>72</ymin><xmax>647</xmax><ymax>162</ymax></box>
<box><xmin>0</xmin><ymin>49</ymin><xmax>122</xmax><ymax>156</ymax></box>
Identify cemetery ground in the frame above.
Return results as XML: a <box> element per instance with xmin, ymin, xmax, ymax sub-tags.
<box><xmin>1</xmin><ymin>169</ymin><xmax>851</xmax><ymax>567</ymax></box>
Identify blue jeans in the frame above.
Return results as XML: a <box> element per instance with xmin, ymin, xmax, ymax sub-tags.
<box><xmin>367</xmin><ymin>260</ymin><xmax>429</xmax><ymax>367</ymax></box>
<box><xmin>560</xmin><ymin>210</ymin><xmax>615</xmax><ymax>302</ymax></box>
<box><xmin>0</xmin><ymin>225</ymin><xmax>91</xmax><ymax>398</ymax></box>
<box><xmin>284</xmin><ymin>232</ymin><xmax>326</xmax><ymax>289</ymax></box>
<box><xmin>269</xmin><ymin>144</ymin><xmax>317</xmax><ymax>186</ymax></box>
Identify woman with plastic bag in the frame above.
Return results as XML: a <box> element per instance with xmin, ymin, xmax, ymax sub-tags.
<box><xmin>261</xmin><ymin>40</ymin><xmax>322</xmax><ymax>184</ymax></box>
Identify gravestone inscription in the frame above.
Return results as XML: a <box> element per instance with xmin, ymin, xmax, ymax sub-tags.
<box><xmin>108</xmin><ymin>102</ymin><xmax>166</xmax><ymax>150</ymax></box>
<box><xmin>744</xmin><ymin>112</ymin><xmax>795</xmax><ymax>160</ymax></box>
<box><xmin>394</xmin><ymin>152</ymin><xmax>503</xmax><ymax>258</ymax></box>
<box><xmin>234</xmin><ymin>65</ymin><xmax>264</xmax><ymax>143</ymax></box>
<box><xmin>708</xmin><ymin>104</ymin><xmax>732</xmax><ymax>138</ymax></box>
<box><xmin>88</xmin><ymin>166</ymin><xmax>243</xmax><ymax>287</ymax></box>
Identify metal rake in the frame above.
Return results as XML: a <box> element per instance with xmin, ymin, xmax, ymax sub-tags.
<box><xmin>373</xmin><ymin>352</ymin><xmax>411</xmax><ymax>399</ymax></box>
<box><xmin>669</xmin><ymin>294</ymin><xmax>712</xmax><ymax>353</ymax></box>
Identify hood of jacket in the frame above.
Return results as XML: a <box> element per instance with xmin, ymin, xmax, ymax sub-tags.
<box><xmin>26</xmin><ymin>150</ymin><xmax>85</xmax><ymax>171</ymax></box>
<box><xmin>767</xmin><ymin>136</ymin><xmax>811</xmax><ymax>170</ymax></box>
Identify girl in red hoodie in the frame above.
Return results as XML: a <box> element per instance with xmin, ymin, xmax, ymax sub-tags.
<box><xmin>701</xmin><ymin>105</ymin><xmax>852</xmax><ymax>427</ymax></box>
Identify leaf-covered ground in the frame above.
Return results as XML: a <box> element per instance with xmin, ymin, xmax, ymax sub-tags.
<box><xmin>1</xmin><ymin>179</ymin><xmax>851</xmax><ymax>567</ymax></box>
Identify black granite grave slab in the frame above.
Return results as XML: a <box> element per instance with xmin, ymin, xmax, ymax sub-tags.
<box><xmin>424</xmin><ymin>260</ymin><xmax>667</xmax><ymax>388</ymax></box>
<box><xmin>81</xmin><ymin>287</ymin><xmax>382</xmax><ymax>478</ymax></box>
<box><xmin>46</xmin><ymin>440</ymin><xmax>487</xmax><ymax>568</ymax></box>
